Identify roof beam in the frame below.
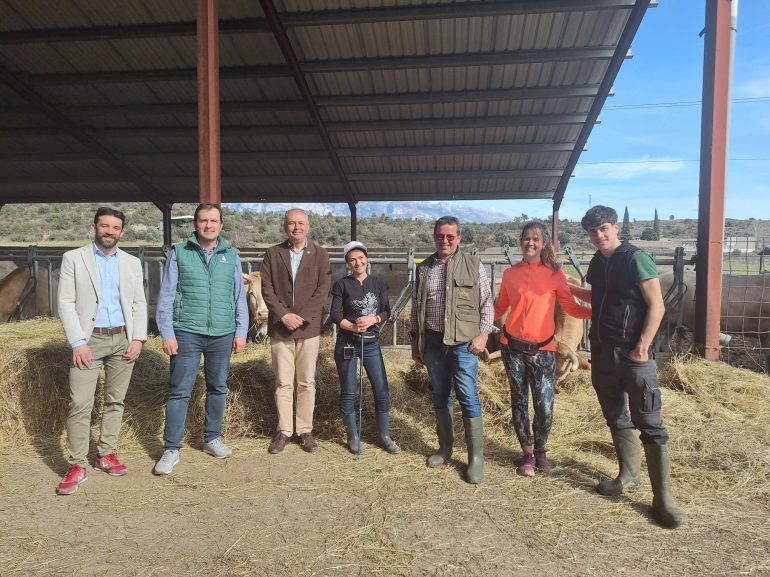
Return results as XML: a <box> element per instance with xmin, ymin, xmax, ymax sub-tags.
<box><xmin>1</xmin><ymin>170</ymin><xmax>563</xmax><ymax>185</ymax></box>
<box><xmin>302</xmin><ymin>48</ymin><xmax>615</xmax><ymax>73</ymax></box>
<box><xmin>27</xmin><ymin>65</ymin><xmax>291</xmax><ymax>86</ymax></box>
<box><xmin>259</xmin><ymin>0</ymin><xmax>357</xmax><ymax>206</ymax></box>
<box><xmin>553</xmin><ymin>0</ymin><xmax>650</xmax><ymax>209</ymax></box>
<box><xmin>1</xmin><ymin>85</ymin><xmax>602</xmax><ymax>116</ymax></box>
<box><xmin>0</xmin><ymin>1</ymin><xmax>635</xmax><ymax>44</ymax></box>
<box><xmin>0</xmin><ymin>143</ymin><xmax>574</xmax><ymax>162</ymax></box>
<box><xmin>3</xmin><ymin>113</ymin><xmax>588</xmax><ymax>138</ymax></box>
<box><xmin>0</xmin><ymin>64</ymin><xmax>171</xmax><ymax>211</ymax></box>
<box><xmin>346</xmin><ymin>170</ymin><xmax>564</xmax><ymax>181</ymax></box>
<box><xmin>26</xmin><ymin>49</ymin><xmax>614</xmax><ymax>86</ymax></box>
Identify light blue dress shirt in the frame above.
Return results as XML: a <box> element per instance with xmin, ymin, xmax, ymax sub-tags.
<box><xmin>70</xmin><ymin>244</ymin><xmax>126</xmax><ymax>348</ymax></box>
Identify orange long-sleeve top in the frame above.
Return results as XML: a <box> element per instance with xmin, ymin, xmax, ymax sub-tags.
<box><xmin>494</xmin><ymin>261</ymin><xmax>592</xmax><ymax>352</ymax></box>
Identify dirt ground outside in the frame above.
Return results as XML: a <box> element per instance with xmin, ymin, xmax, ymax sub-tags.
<box><xmin>1</xmin><ymin>321</ymin><xmax>769</xmax><ymax>577</ymax></box>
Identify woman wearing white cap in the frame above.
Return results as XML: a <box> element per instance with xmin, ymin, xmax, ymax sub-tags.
<box><xmin>330</xmin><ymin>241</ymin><xmax>400</xmax><ymax>454</ymax></box>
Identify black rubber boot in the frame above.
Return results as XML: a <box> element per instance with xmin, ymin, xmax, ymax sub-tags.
<box><xmin>375</xmin><ymin>411</ymin><xmax>400</xmax><ymax>454</ymax></box>
<box><xmin>463</xmin><ymin>416</ymin><xmax>485</xmax><ymax>484</ymax></box>
<box><xmin>341</xmin><ymin>412</ymin><xmax>362</xmax><ymax>455</ymax></box>
<box><xmin>597</xmin><ymin>428</ymin><xmax>642</xmax><ymax>496</ymax></box>
<box><xmin>644</xmin><ymin>444</ymin><xmax>687</xmax><ymax>529</ymax></box>
<box><xmin>427</xmin><ymin>408</ymin><xmax>453</xmax><ymax>468</ymax></box>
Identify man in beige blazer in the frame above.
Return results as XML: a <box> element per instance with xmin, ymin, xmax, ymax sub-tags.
<box><xmin>56</xmin><ymin>207</ymin><xmax>147</xmax><ymax>495</ymax></box>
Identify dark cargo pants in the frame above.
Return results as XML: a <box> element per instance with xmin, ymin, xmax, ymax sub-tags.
<box><xmin>590</xmin><ymin>343</ymin><xmax>669</xmax><ymax>446</ymax></box>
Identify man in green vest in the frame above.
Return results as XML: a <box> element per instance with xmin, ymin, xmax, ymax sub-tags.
<box><xmin>410</xmin><ymin>216</ymin><xmax>496</xmax><ymax>484</ymax></box>
<box><xmin>154</xmin><ymin>203</ymin><xmax>248</xmax><ymax>475</ymax></box>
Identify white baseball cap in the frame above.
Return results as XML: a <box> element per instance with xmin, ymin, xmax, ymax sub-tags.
<box><xmin>343</xmin><ymin>240</ymin><xmax>368</xmax><ymax>260</ymax></box>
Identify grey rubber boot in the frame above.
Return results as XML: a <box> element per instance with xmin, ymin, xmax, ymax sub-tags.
<box><xmin>427</xmin><ymin>408</ymin><xmax>454</xmax><ymax>468</ymax></box>
<box><xmin>341</xmin><ymin>412</ymin><xmax>362</xmax><ymax>455</ymax></box>
<box><xmin>597</xmin><ymin>428</ymin><xmax>643</xmax><ymax>496</ymax></box>
<box><xmin>644</xmin><ymin>444</ymin><xmax>688</xmax><ymax>528</ymax></box>
<box><xmin>375</xmin><ymin>411</ymin><xmax>401</xmax><ymax>454</ymax></box>
<box><xmin>463</xmin><ymin>416</ymin><xmax>485</xmax><ymax>484</ymax></box>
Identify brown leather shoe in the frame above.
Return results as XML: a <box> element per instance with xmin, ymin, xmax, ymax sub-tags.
<box><xmin>299</xmin><ymin>432</ymin><xmax>318</xmax><ymax>453</ymax></box>
<box><xmin>268</xmin><ymin>432</ymin><xmax>290</xmax><ymax>454</ymax></box>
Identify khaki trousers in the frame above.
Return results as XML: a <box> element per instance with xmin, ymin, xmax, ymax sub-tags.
<box><xmin>270</xmin><ymin>335</ymin><xmax>320</xmax><ymax>435</ymax></box>
<box><xmin>67</xmin><ymin>332</ymin><xmax>135</xmax><ymax>467</ymax></box>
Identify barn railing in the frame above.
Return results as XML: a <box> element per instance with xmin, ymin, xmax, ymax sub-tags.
<box><xmin>1</xmin><ymin>244</ymin><xmax>767</xmax><ymax>371</ymax></box>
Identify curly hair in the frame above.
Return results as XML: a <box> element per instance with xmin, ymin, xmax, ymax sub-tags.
<box><xmin>581</xmin><ymin>205</ymin><xmax>618</xmax><ymax>231</ymax></box>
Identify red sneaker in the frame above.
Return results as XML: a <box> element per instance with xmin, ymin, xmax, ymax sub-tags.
<box><xmin>94</xmin><ymin>453</ymin><xmax>128</xmax><ymax>476</ymax></box>
<box><xmin>56</xmin><ymin>465</ymin><xmax>88</xmax><ymax>495</ymax></box>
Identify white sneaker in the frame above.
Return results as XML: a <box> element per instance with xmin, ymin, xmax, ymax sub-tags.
<box><xmin>202</xmin><ymin>437</ymin><xmax>232</xmax><ymax>459</ymax></box>
<box><xmin>154</xmin><ymin>450</ymin><xmax>180</xmax><ymax>475</ymax></box>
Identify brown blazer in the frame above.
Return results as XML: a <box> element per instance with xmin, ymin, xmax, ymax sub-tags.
<box><xmin>260</xmin><ymin>239</ymin><xmax>332</xmax><ymax>339</ymax></box>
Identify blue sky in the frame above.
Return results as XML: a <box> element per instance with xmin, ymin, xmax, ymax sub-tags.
<box><xmin>477</xmin><ymin>0</ymin><xmax>770</xmax><ymax>222</ymax></box>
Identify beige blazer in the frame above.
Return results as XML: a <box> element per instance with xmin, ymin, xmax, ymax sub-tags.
<box><xmin>58</xmin><ymin>244</ymin><xmax>148</xmax><ymax>345</ymax></box>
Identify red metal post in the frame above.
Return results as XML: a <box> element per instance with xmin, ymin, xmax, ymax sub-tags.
<box><xmin>197</xmin><ymin>0</ymin><xmax>221</xmax><ymax>206</ymax></box>
<box><xmin>695</xmin><ymin>0</ymin><xmax>737</xmax><ymax>360</ymax></box>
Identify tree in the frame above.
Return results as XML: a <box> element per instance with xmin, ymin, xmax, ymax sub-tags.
<box><xmin>640</xmin><ymin>228</ymin><xmax>657</xmax><ymax>241</ymax></box>
<box><xmin>461</xmin><ymin>225</ymin><xmax>475</xmax><ymax>244</ymax></box>
<box><xmin>621</xmin><ymin>206</ymin><xmax>631</xmax><ymax>240</ymax></box>
<box><xmin>653</xmin><ymin>209</ymin><xmax>660</xmax><ymax>239</ymax></box>
<box><xmin>669</xmin><ymin>214</ymin><xmax>675</xmax><ymax>221</ymax></box>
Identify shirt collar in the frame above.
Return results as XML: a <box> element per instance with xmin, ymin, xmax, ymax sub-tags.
<box><xmin>92</xmin><ymin>243</ymin><xmax>119</xmax><ymax>259</ymax></box>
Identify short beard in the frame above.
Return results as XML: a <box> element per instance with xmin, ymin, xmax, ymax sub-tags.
<box><xmin>95</xmin><ymin>234</ymin><xmax>118</xmax><ymax>250</ymax></box>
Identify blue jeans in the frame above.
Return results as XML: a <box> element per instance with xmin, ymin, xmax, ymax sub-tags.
<box><xmin>335</xmin><ymin>337</ymin><xmax>390</xmax><ymax>415</ymax></box>
<box><xmin>164</xmin><ymin>331</ymin><xmax>234</xmax><ymax>450</ymax></box>
<box><xmin>423</xmin><ymin>330</ymin><xmax>482</xmax><ymax>418</ymax></box>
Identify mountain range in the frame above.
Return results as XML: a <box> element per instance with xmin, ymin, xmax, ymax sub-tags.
<box><xmin>226</xmin><ymin>201</ymin><xmax>513</xmax><ymax>224</ymax></box>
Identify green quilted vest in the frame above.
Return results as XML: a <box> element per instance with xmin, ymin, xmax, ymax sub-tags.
<box><xmin>172</xmin><ymin>234</ymin><xmax>237</xmax><ymax>336</ymax></box>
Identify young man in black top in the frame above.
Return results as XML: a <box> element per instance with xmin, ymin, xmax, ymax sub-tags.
<box><xmin>573</xmin><ymin>205</ymin><xmax>686</xmax><ymax>528</ymax></box>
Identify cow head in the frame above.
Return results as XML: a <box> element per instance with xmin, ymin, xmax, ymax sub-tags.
<box><xmin>242</xmin><ymin>272</ymin><xmax>269</xmax><ymax>343</ymax></box>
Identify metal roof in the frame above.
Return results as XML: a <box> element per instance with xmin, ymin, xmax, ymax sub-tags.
<box><xmin>0</xmin><ymin>0</ymin><xmax>653</xmax><ymax>210</ymax></box>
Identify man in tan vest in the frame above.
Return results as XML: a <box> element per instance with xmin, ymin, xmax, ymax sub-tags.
<box><xmin>410</xmin><ymin>216</ymin><xmax>495</xmax><ymax>484</ymax></box>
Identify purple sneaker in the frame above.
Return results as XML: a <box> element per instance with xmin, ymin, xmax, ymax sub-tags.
<box><xmin>534</xmin><ymin>448</ymin><xmax>552</xmax><ymax>470</ymax></box>
<box><xmin>517</xmin><ymin>452</ymin><xmax>535</xmax><ymax>477</ymax></box>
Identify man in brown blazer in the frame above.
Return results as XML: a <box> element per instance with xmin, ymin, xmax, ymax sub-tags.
<box><xmin>261</xmin><ymin>208</ymin><xmax>331</xmax><ymax>454</ymax></box>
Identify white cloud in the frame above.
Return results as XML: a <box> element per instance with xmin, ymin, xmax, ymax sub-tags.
<box><xmin>574</xmin><ymin>156</ymin><xmax>687</xmax><ymax>180</ymax></box>
<box><xmin>735</xmin><ymin>75</ymin><xmax>770</xmax><ymax>98</ymax></box>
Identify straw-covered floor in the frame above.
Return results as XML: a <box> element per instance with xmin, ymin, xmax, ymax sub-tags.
<box><xmin>1</xmin><ymin>318</ymin><xmax>768</xmax><ymax>577</ymax></box>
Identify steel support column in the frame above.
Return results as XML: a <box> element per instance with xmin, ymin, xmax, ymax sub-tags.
<box><xmin>349</xmin><ymin>202</ymin><xmax>357</xmax><ymax>240</ymax></box>
<box><xmin>197</xmin><ymin>0</ymin><xmax>221</xmax><ymax>205</ymax></box>
<box><xmin>551</xmin><ymin>207</ymin><xmax>560</xmax><ymax>252</ymax></box>
<box><xmin>695</xmin><ymin>0</ymin><xmax>737</xmax><ymax>360</ymax></box>
<box><xmin>161</xmin><ymin>205</ymin><xmax>173</xmax><ymax>247</ymax></box>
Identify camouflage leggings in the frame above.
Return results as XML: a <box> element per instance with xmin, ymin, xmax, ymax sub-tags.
<box><xmin>500</xmin><ymin>347</ymin><xmax>556</xmax><ymax>450</ymax></box>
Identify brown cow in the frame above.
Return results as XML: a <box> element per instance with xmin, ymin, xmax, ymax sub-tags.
<box><xmin>0</xmin><ymin>265</ymin><xmax>59</xmax><ymax>322</ymax></box>
<box><xmin>242</xmin><ymin>271</ymin><xmax>269</xmax><ymax>342</ymax></box>
<box><xmin>659</xmin><ymin>269</ymin><xmax>770</xmax><ymax>334</ymax></box>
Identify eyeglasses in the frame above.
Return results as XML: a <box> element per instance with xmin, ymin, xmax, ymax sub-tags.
<box><xmin>434</xmin><ymin>234</ymin><xmax>457</xmax><ymax>242</ymax></box>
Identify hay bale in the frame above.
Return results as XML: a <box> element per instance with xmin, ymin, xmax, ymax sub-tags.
<box><xmin>1</xmin><ymin>320</ymin><xmax>769</xmax><ymax>512</ymax></box>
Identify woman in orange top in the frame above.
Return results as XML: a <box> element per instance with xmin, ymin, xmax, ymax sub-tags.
<box><xmin>494</xmin><ymin>222</ymin><xmax>591</xmax><ymax>477</ymax></box>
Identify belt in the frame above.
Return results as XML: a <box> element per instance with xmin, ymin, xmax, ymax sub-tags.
<box><xmin>92</xmin><ymin>326</ymin><xmax>125</xmax><ymax>336</ymax></box>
